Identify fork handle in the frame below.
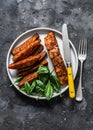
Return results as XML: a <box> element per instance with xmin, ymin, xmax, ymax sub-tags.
<box><xmin>76</xmin><ymin>61</ymin><xmax>83</xmax><ymax>102</ymax></box>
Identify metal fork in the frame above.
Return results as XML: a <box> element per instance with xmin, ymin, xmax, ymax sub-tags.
<box><xmin>76</xmin><ymin>39</ymin><xmax>87</xmax><ymax>102</ymax></box>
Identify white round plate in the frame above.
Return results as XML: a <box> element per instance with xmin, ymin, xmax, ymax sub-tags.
<box><xmin>6</xmin><ymin>27</ymin><xmax>78</xmax><ymax>100</ymax></box>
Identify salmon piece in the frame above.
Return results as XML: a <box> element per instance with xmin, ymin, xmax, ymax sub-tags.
<box><xmin>44</xmin><ymin>32</ymin><xmax>68</xmax><ymax>85</ymax></box>
<box><xmin>8</xmin><ymin>55</ymin><xmax>40</xmax><ymax>69</ymax></box>
<box><xmin>17</xmin><ymin>60</ymin><xmax>48</xmax><ymax>77</ymax></box>
<box><xmin>44</xmin><ymin>32</ymin><xmax>58</xmax><ymax>51</ymax></box>
<box><xmin>18</xmin><ymin>72</ymin><xmax>38</xmax><ymax>87</ymax></box>
<box><xmin>12</xmin><ymin>39</ymin><xmax>41</xmax><ymax>62</ymax></box>
<box><xmin>59</xmin><ymin>76</ymin><xmax>68</xmax><ymax>85</ymax></box>
<box><xmin>12</xmin><ymin>33</ymin><xmax>39</xmax><ymax>55</ymax></box>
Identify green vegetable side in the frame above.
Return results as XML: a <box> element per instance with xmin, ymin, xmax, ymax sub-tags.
<box><xmin>19</xmin><ymin>65</ymin><xmax>61</xmax><ymax>100</ymax></box>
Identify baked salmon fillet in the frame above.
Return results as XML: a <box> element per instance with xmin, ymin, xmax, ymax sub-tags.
<box><xmin>44</xmin><ymin>32</ymin><xmax>68</xmax><ymax>85</ymax></box>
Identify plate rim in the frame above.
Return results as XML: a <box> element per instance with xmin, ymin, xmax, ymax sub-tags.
<box><xmin>6</xmin><ymin>27</ymin><xmax>78</xmax><ymax>100</ymax></box>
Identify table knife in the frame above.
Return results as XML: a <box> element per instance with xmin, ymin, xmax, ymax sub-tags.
<box><xmin>62</xmin><ymin>24</ymin><xmax>75</xmax><ymax>98</ymax></box>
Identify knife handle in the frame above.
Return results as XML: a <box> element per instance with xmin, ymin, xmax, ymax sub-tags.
<box><xmin>67</xmin><ymin>67</ymin><xmax>75</xmax><ymax>98</ymax></box>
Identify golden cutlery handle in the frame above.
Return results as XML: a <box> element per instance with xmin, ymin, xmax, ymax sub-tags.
<box><xmin>67</xmin><ymin>67</ymin><xmax>75</xmax><ymax>98</ymax></box>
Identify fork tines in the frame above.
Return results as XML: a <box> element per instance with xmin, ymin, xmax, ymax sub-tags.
<box><xmin>78</xmin><ymin>39</ymin><xmax>87</xmax><ymax>55</ymax></box>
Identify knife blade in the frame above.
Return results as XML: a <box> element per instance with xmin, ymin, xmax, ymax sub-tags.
<box><xmin>62</xmin><ymin>24</ymin><xmax>75</xmax><ymax>98</ymax></box>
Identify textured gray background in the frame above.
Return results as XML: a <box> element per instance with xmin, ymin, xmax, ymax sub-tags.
<box><xmin>0</xmin><ymin>0</ymin><xmax>93</xmax><ymax>130</ymax></box>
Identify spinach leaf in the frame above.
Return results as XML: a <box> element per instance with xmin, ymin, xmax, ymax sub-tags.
<box><xmin>14</xmin><ymin>77</ymin><xmax>23</xmax><ymax>83</ymax></box>
<box><xmin>36</xmin><ymin>80</ymin><xmax>45</xmax><ymax>89</ymax></box>
<box><xmin>24</xmin><ymin>82</ymin><xmax>31</xmax><ymax>94</ymax></box>
<box><xmin>37</xmin><ymin>65</ymin><xmax>50</xmax><ymax>75</ymax></box>
<box><xmin>51</xmin><ymin>82</ymin><xmax>59</xmax><ymax>92</ymax></box>
<box><xmin>30</xmin><ymin>80</ymin><xmax>36</xmax><ymax>93</ymax></box>
<box><xmin>35</xmin><ymin>86</ymin><xmax>44</xmax><ymax>94</ymax></box>
<box><xmin>45</xmin><ymin>80</ymin><xmax>53</xmax><ymax>100</ymax></box>
<box><xmin>39</xmin><ymin>74</ymin><xmax>49</xmax><ymax>84</ymax></box>
<box><xmin>35</xmin><ymin>80</ymin><xmax>45</xmax><ymax>94</ymax></box>
<box><xmin>10</xmin><ymin>77</ymin><xmax>23</xmax><ymax>87</ymax></box>
<box><xmin>50</xmin><ymin>75</ymin><xmax>60</xmax><ymax>92</ymax></box>
<box><xmin>21</xmin><ymin>81</ymin><xmax>36</xmax><ymax>94</ymax></box>
<box><xmin>20</xmin><ymin>85</ymin><xmax>26</xmax><ymax>92</ymax></box>
<box><xmin>20</xmin><ymin>83</ymin><xmax>29</xmax><ymax>94</ymax></box>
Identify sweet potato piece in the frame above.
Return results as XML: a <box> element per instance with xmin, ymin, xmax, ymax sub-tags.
<box><xmin>44</xmin><ymin>32</ymin><xmax>68</xmax><ymax>85</ymax></box>
<box><xmin>32</xmin><ymin>44</ymin><xmax>43</xmax><ymax>55</ymax></box>
<box><xmin>17</xmin><ymin>60</ymin><xmax>48</xmax><ymax>77</ymax></box>
<box><xmin>13</xmin><ymin>39</ymin><xmax>41</xmax><ymax>62</ymax></box>
<box><xmin>38</xmin><ymin>51</ymin><xmax>47</xmax><ymax>61</ymax></box>
<box><xmin>18</xmin><ymin>72</ymin><xmax>38</xmax><ymax>87</ymax></box>
<box><xmin>12</xmin><ymin>33</ymin><xmax>39</xmax><ymax>55</ymax></box>
<box><xmin>17</xmin><ymin>51</ymin><xmax>47</xmax><ymax>72</ymax></box>
<box><xmin>8</xmin><ymin>55</ymin><xmax>40</xmax><ymax>69</ymax></box>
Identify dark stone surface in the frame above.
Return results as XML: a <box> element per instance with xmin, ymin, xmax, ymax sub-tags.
<box><xmin>0</xmin><ymin>0</ymin><xmax>93</xmax><ymax>130</ymax></box>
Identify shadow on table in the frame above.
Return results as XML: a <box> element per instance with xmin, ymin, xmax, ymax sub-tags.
<box><xmin>13</xmin><ymin>86</ymin><xmax>77</xmax><ymax>111</ymax></box>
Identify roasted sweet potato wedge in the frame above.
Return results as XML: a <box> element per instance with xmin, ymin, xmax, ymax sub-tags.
<box><xmin>17</xmin><ymin>60</ymin><xmax>48</xmax><ymax>77</ymax></box>
<box><xmin>12</xmin><ymin>33</ymin><xmax>39</xmax><ymax>55</ymax></box>
<box><xmin>17</xmin><ymin>51</ymin><xmax>47</xmax><ymax>72</ymax></box>
<box><xmin>32</xmin><ymin>44</ymin><xmax>43</xmax><ymax>55</ymax></box>
<box><xmin>12</xmin><ymin>39</ymin><xmax>41</xmax><ymax>62</ymax></box>
<box><xmin>8</xmin><ymin>55</ymin><xmax>41</xmax><ymax>69</ymax></box>
<box><xmin>19</xmin><ymin>72</ymin><xmax>38</xmax><ymax>87</ymax></box>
